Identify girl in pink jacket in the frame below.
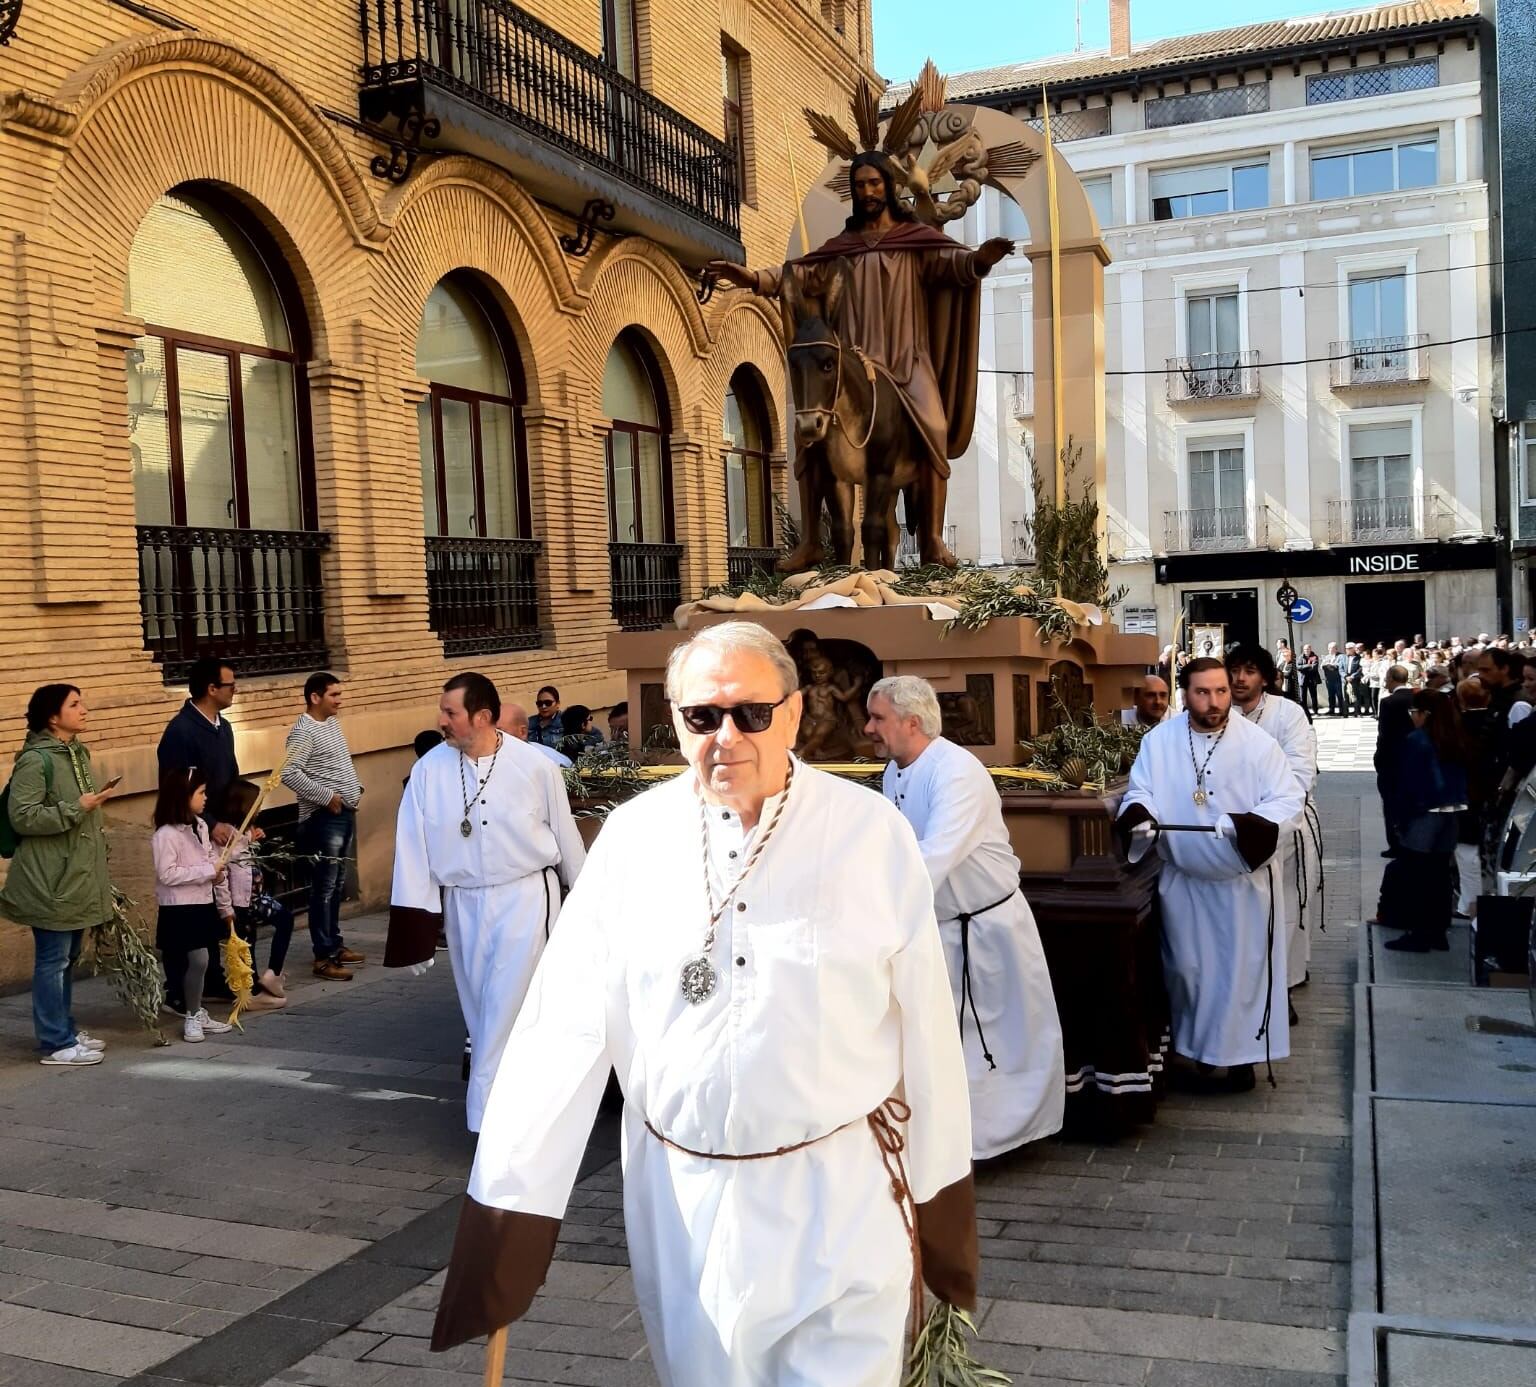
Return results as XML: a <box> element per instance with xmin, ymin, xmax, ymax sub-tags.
<box><xmin>152</xmin><ymin>768</ymin><xmax>237</xmax><ymax>1044</ymax></box>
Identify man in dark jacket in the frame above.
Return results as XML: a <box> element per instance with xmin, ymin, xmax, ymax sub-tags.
<box><xmin>1346</xmin><ymin>644</ymin><xmax>1366</xmax><ymax>717</ymax></box>
<box><xmin>157</xmin><ymin>658</ymin><xmax>240</xmax><ymax>836</ymax></box>
<box><xmin>1375</xmin><ymin>664</ymin><xmax>1415</xmax><ymax>858</ymax></box>
<box><xmin>1323</xmin><ymin>641</ymin><xmax>1345</xmax><ymax>716</ymax></box>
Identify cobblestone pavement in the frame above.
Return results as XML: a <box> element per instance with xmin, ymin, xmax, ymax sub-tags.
<box><xmin>0</xmin><ymin>736</ymin><xmax>1372</xmax><ymax>1387</ymax></box>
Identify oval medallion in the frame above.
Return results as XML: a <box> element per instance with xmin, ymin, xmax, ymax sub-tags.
<box><xmin>679</xmin><ymin>955</ymin><xmax>719</xmax><ymax>1006</ymax></box>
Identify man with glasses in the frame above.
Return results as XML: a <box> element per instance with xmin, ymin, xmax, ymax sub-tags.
<box><xmin>428</xmin><ymin>621</ymin><xmax>976</xmax><ymax>1385</ymax></box>
<box><xmin>386</xmin><ymin>672</ymin><xmax>586</xmax><ymax>1133</ymax></box>
<box><xmin>529</xmin><ymin>686</ymin><xmax>562</xmax><ymax>748</ymax></box>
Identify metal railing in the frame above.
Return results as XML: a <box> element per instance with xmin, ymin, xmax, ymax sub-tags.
<box><xmin>727</xmin><ymin>546</ymin><xmax>779</xmax><ymax>587</ymax></box>
<box><xmin>611</xmin><ymin>541</ymin><xmax>683</xmax><ymax>629</ymax></box>
<box><xmin>1326</xmin><ymin>497</ymin><xmax>1419</xmax><ymax>544</ymax></box>
<box><xmin>359</xmin><ymin>0</ymin><xmax>740</xmax><ymax>238</ymax></box>
<box><xmin>1163</xmin><ymin>507</ymin><xmax>1258</xmax><ymax>553</ymax></box>
<box><xmin>136</xmin><ymin>525</ymin><xmax>330</xmax><ymax>681</ymax></box>
<box><xmin>1329</xmin><ymin>335</ymin><xmax>1430</xmax><ymax>389</ymax></box>
<box><xmin>425</xmin><ymin>535</ymin><xmax>542</xmax><ymax>654</ymax></box>
<box><xmin>1167</xmin><ymin>351</ymin><xmax>1261</xmax><ymax>403</ymax></box>
<box><xmin>1024</xmin><ymin>106</ymin><xmax>1110</xmax><ymax>142</ymax></box>
<box><xmin>1145</xmin><ymin>83</ymin><xmax>1269</xmax><ymax>129</ymax></box>
<box><xmin>1008</xmin><ymin>372</ymin><xmax>1034</xmax><ymax>419</ymax></box>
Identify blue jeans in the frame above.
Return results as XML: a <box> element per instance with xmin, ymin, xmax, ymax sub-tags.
<box><xmin>301</xmin><ymin>808</ymin><xmax>354</xmax><ymax>959</ymax></box>
<box><xmin>32</xmin><ymin>928</ymin><xmax>84</xmax><ymax>1053</ymax></box>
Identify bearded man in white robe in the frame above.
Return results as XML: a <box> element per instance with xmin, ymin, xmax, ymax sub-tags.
<box><xmin>428</xmin><ymin>622</ymin><xmax>977</xmax><ymax>1387</ymax></box>
<box><xmin>386</xmin><ymin>672</ymin><xmax>586</xmax><ymax>1132</ymax></box>
<box><xmin>1118</xmin><ymin>658</ymin><xmax>1304</xmax><ymax>1092</ymax></box>
<box><xmin>1226</xmin><ymin>646</ymin><xmax>1321</xmax><ymax>1000</ymax></box>
<box><xmin>866</xmin><ymin>675</ymin><xmax>1065</xmax><ymax>1157</ymax></box>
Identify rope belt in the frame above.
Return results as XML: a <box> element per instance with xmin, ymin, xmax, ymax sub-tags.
<box><xmin>643</xmin><ymin>1096</ymin><xmax>925</xmax><ymax>1339</ymax></box>
<box><xmin>948</xmin><ymin>889</ymin><xmax>1017</xmax><ymax>1072</ymax></box>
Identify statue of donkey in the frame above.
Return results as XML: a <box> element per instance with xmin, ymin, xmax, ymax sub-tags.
<box><xmin>779</xmin><ymin>258</ymin><xmax>933</xmax><ymax>573</ymax></box>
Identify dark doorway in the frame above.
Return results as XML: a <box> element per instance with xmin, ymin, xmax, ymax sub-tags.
<box><xmin>1344</xmin><ymin>579</ymin><xmax>1426</xmax><ymax>648</ymax></box>
<box><xmin>1182</xmin><ymin>588</ymin><xmax>1259</xmax><ymax>655</ymax></box>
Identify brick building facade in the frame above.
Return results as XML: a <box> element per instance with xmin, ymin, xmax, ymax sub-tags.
<box><xmin>0</xmin><ymin>0</ymin><xmax>876</xmax><ymax>982</ymax></box>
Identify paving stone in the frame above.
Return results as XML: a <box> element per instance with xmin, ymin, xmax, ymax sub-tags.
<box><xmin>0</xmin><ymin>1302</ymin><xmax>195</xmax><ymax>1375</ymax></box>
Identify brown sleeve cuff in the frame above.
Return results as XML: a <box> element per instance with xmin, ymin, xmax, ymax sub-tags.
<box><xmin>384</xmin><ymin>906</ymin><xmax>443</xmax><ymax>968</ymax></box>
<box><xmin>431</xmin><ymin>1198</ymin><xmax>561</xmax><ymax>1351</ymax></box>
<box><xmin>1229</xmin><ymin>812</ymin><xmax>1280</xmax><ymax>871</ymax></box>
<box><xmin>917</xmin><ymin>1172</ymin><xmax>978</xmax><ymax>1310</ymax></box>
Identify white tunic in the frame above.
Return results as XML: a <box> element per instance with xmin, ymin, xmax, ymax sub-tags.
<box><xmin>392</xmin><ymin>736</ymin><xmax>586</xmax><ymax>1131</ymax></box>
<box><xmin>1119</xmin><ymin>712</ymin><xmax>1304</xmax><ymax>1068</ymax></box>
<box><xmin>469</xmin><ymin>761</ymin><xmax>971</xmax><ymax>1387</ymax></box>
<box><xmin>1241</xmin><ymin>694</ymin><xmax>1320</xmax><ymax>989</ymax></box>
<box><xmin>883</xmin><ymin>737</ymin><xmax>1065</xmax><ymax>1157</ymax></box>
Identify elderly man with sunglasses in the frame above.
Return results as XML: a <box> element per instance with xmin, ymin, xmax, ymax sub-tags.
<box><xmin>429</xmin><ymin>621</ymin><xmax>976</xmax><ymax>1387</ymax></box>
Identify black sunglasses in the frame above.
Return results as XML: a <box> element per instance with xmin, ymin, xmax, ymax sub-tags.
<box><xmin>535</xmin><ymin>699</ymin><xmax>555</xmax><ymax>708</ymax></box>
<box><xmin>678</xmin><ymin>695</ymin><xmax>789</xmax><ymax>735</ymax></box>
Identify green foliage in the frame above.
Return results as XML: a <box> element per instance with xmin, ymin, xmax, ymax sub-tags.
<box><xmin>903</xmin><ymin>1302</ymin><xmax>1012</xmax><ymax>1387</ymax></box>
<box><xmin>1024</xmin><ymin>438</ymin><xmax>1127</xmax><ymax>609</ymax></box>
<box><xmin>92</xmin><ymin>888</ymin><xmax>170</xmax><ymax>1045</ymax></box>
<box><xmin>1025</xmin><ymin>694</ymin><xmax>1148</xmax><ymax>787</ymax></box>
<box><xmin>562</xmin><ymin>741</ymin><xmax>661</xmax><ymax>819</ymax></box>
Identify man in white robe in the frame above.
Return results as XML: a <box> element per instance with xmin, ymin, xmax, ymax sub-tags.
<box><xmin>866</xmin><ymin>675</ymin><xmax>1065</xmax><ymax>1157</ymax></box>
<box><xmin>1227</xmin><ymin>646</ymin><xmax>1321</xmax><ymax>999</ymax></box>
<box><xmin>386</xmin><ymin>672</ymin><xmax>586</xmax><ymax>1133</ymax></box>
<box><xmin>429</xmin><ymin>622</ymin><xmax>977</xmax><ymax>1387</ymax></box>
<box><xmin>1118</xmin><ymin>657</ymin><xmax>1304</xmax><ymax>1091</ymax></box>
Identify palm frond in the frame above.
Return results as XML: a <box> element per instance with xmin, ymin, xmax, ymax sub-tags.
<box><xmin>881</xmin><ymin>87</ymin><xmax>924</xmax><ymax>156</ymax></box>
<box><xmin>804</xmin><ymin>108</ymin><xmax>859</xmax><ymax>160</ymax></box>
<box><xmin>851</xmin><ymin>78</ymin><xmax>882</xmax><ymax>149</ymax></box>
<box><xmin>903</xmin><ymin>1302</ymin><xmax>1012</xmax><ymax>1386</ymax></box>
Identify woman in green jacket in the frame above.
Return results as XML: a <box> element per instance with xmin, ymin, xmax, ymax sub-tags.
<box><xmin>0</xmin><ymin>685</ymin><xmax>118</xmax><ymax>1065</ymax></box>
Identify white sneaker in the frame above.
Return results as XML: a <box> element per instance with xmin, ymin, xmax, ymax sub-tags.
<box><xmin>182</xmin><ymin>1015</ymin><xmax>204</xmax><ymax>1043</ymax></box>
<box><xmin>193</xmin><ymin>1008</ymin><xmax>234</xmax><ymax>1035</ymax></box>
<box><xmin>75</xmin><ymin>1031</ymin><xmax>106</xmax><ymax>1053</ymax></box>
<box><xmin>41</xmin><ymin>1044</ymin><xmax>103</xmax><ymax>1066</ymax></box>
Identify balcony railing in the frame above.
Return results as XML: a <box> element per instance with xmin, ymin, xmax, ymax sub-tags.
<box><xmin>425</xmin><ymin>535</ymin><xmax>542</xmax><ymax>655</ymax></box>
<box><xmin>1145</xmin><ymin>83</ymin><xmax>1269</xmax><ymax>129</ymax></box>
<box><xmin>359</xmin><ymin>0</ymin><xmax>740</xmax><ymax>241</ymax></box>
<box><xmin>611</xmin><ymin>541</ymin><xmax>683</xmax><ymax>629</ymax></box>
<box><xmin>1326</xmin><ymin>497</ymin><xmax>1420</xmax><ymax>544</ymax></box>
<box><xmin>1007</xmin><ymin>372</ymin><xmax>1034</xmax><ymax>419</ymax></box>
<box><xmin>1163</xmin><ymin>506</ymin><xmax>1261</xmax><ymax>553</ymax></box>
<box><xmin>1167</xmin><ymin>352</ymin><xmax>1261</xmax><ymax>403</ymax></box>
<box><xmin>1329</xmin><ymin>335</ymin><xmax>1430</xmax><ymax>389</ymax></box>
<box><xmin>1024</xmin><ymin>106</ymin><xmax>1110</xmax><ymax>143</ymax></box>
<box><xmin>136</xmin><ymin>525</ymin><xmax>329</xmax><ymax>682</ymax></box>
<box><xmin>727</xmin><ymin>546</ymin><xmax>779</xmax><ymax>587</ymax></box>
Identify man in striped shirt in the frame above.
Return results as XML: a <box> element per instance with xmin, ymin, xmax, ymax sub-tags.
<box><xmin>283</xmin><ymin>673</ymin><xmax>365</xmax><ymax>980</ymax></box>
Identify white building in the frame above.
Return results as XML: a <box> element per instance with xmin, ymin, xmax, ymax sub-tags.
<box><xmin>924</xmin><ymin>0</ymin><xmax>1494</xmax><ymax>650</ymax></box>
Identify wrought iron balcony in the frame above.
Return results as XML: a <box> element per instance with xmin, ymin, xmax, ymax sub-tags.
<box><xmin>425</xmin><ymin>535</ymin><xmax>542</xmax><ymax>654</ymax></box>
<box><xmin>727</xmin><ymin>546</ymin><xmax>779</xmax><ymax>587</ymax></box>
<box><xmin>1166</xmin><ymin>352</ymin><xmax>1261</xmax><ymax>404</ymax></box>
<box><xmin>1326</xmin><ymin>497</ymin><xmax>1421</xmax><ymax>544</ymax></box>
<box><xmin>1329</xmin><ymin>335</ymin><xmax>1430</xmax><ymax>390</ymax></box>
<box><xmin>1162</xmin><ymin>506</ymin><xmax>1262</xmax><ymax>554</ymax></box>
<box><xmin>1007</xmin><ymin>372</ymin><xmax>1033</xmax><ymax>420</ymax></box>
<box><xmin>358</xmin><ymin>0</ymin><xmax>742</xmax><ymax>263</ymax></box>
<box><xmin>611</xmin><ymin>541</ymin><xmax>683</xmax><ymax>629</ymax></box>
<box><xmin>136</xmin><ymin>525</ymin><xmax>330</xmax><ymax>682</ymax></box>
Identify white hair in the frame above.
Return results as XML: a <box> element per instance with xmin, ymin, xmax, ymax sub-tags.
<box><xmin>664</xmin><ymin>621</ymin><xmax>800</xmax><ymax>701</ymax></box>
<box><xmin>868</xmin><ymin>675</ymin><xmax>942</xmax><ymax>738</ymax></box>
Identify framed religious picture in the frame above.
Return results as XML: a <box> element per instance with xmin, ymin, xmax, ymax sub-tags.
<box><xmin>1190</xmin><ymin>623</ymin><xmax>1226</xmax><ymax>659</ymax></box>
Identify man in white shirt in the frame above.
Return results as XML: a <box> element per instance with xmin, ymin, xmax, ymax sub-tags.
<box><xmin>428</xmin><ymin>622</ymin><xmax>975</xmax><ymax>1387</ymax></box>
<box><xmin>387</xmin><ymin>673</ymin><xmax>586</xmax><ymax>1132</ymax></box>
<box><xmin>1121</xmin><ymin>675</ymin><xmax>1171</xmax><ymax>728</ymax></box>
<box><xmin>867</xmin><ymin>675</ymin><xmax>1064</xmax><ymax>1157</ymax></box>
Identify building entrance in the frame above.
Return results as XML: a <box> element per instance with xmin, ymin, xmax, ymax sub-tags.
<box><xmin>1182</xmin><ymin>588</ymin><xmax>1259</xmax><ymax>656</ymax></box>
<box><xmin>1344</xmin><ymin>579</ymin><xmax>1426</xmax><ymax>648</ymax></box>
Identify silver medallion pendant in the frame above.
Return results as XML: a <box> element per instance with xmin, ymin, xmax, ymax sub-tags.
<box><xmin>679</xmin><ymin>955</ymin><xmax>719</xmax><ymax>1005</ymax></box>
<box><xmin>1193</xmin><ymin>789</ymin><xmax>1208</xmax><ymax>807</ymax></box>
<box><xmin>459</xmin><ymin>818</ymin><xmax>473</xmax><ymax>838</ymax></box>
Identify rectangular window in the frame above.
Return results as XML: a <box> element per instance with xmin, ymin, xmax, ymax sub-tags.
<box><xmin>1349</xmin><ymin>422</ymin><xmax>1415</xmax><ymax>537</ymax></box>
<box><xmin>1187</xmin><ymin>290</ymin><xmax>1241</xmax><ymax>361</ymax></box>
<box><xmin>999</xmin><ymin>191</ymin><xmax>1029</xmax><ymax>240</ymax></box>
<box><xmin>1307</xmin><ymin>58</ymin><xmax>1438</xmax><ymax>106</ymax></box>
<box><xmin>1348</xmin><ymin>272</ymin><xmax>1408</xmax><ymax>342</ymax></box>
<box><xmin>1523</xmin><ymin>424</ymin><xmax>1536</xmax><ymax>506</ymax></box>
<box><xmin>1187</xmin><ymin>439</ymin><xmax>1246</xmax><ymax>545</ymax></box>
<box><xmin>1150</xmin><ymin>159</ymin><xmax>1269</xmax><ymax>221</ymax></box>
<box><xmin>602</xmin><ymin>0</ymin><xmax>639</xmax><ymax>82</ymax></box>
<box><xmin>1145</xmin><ymin>83</ymin><xmax>1269</xmax><ymax>129</ymax></box>
<box><xmin>721</xmin><ymin>40</ymin><xmax>749</xmax><ymax>202</ymax></box>
<box><xmin>1310</xmin><ymin>136</ymin><xmax>1438</xmax><ymax>200</ymax></box>
<box><xmin>1083</xmin><ymin>175</ymin><xmax>1114</xmax><ymax>229</ymax></box>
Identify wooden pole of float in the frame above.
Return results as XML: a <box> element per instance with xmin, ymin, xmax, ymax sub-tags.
<box><xmin>784</xmin><ymin>114</ymin><xmax>811</xmax><ymax>257</ymax></box>
<box><xmin>483</xmin><ymin>1326</ymin><xmax>507</xmax><ymax>1386</ymax></box>
<box><xmin>1041</xmin><ymin>84</ymin><xmax>1067</xmax><ymax>582</ymax></box>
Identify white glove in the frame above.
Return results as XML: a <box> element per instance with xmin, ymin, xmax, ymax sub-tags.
<box><xmin>407</xmin><ymin>957</ymin><xmax>435</xmax><ymax>977</ymax></box>
<box><xmin>1212</xmin><ymin>814</ymin><xmax>1236</xmax><ymax>840</ymax></box>
<box><xmin>1126</xmin><ymin>819</ymin><xmax>1158</xmax><ymax>864</ymax></box>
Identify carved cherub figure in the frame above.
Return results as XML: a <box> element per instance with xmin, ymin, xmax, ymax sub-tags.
<box><xmin>797</xmin><ymin>651</ymin><xmax>864</xmax><ymax>760</ymax></box>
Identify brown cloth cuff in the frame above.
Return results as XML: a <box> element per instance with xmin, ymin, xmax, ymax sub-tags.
<box><xmin>1115</xmin><ymin>802</ymin><xmax>1155</xmax><ymax>855</ymax></box>
<box><xmin>383</xmin><ymin>906</ymin><xmax>443</xmax><ymax>968</ymax></box>
<box><xmin>431</xmin><ymin>1198</ymin><xmax>561</xmax><ymax>1351</ymax></box>
<box><xmin>917</xmin><ymin>1172</ymin><xmax>978</xmax><ymax>1310</ymax></box>
<box><xmin>1228</xmin><ymin>812</ymin><xmax>1280</xmax><ymax>871</ymax></box>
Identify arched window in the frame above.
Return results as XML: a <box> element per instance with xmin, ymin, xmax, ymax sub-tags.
<box><xmin>724</xmin><ymin>368</ymin><xmax>776</xmax><ymax>584</ymax></box>
<box><xmin>603</xmin><ymin>331</ymin><xmax>679</xmax><ymax>628</ymax></box>
<box><xmin>125</xmin><ymin>187</ymin><xmax>325</xmax><ymax>680</ymax></box>
<box><xmin>415</xmin><ymin>274</ymin><xmax>539</xmax><ymax>653</ymax></box>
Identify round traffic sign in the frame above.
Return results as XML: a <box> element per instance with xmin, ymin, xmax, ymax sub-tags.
<box><xmin>1290</xmin><ymin>598</ymin><xmax>1314</xmax><ymax>624</ymax></box>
